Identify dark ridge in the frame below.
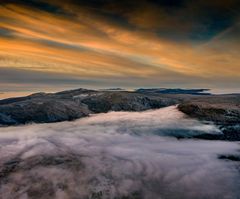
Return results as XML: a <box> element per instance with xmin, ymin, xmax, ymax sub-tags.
<box><xmin>0</xmin><ymin>96</ymin><xmax>32</xmax><ymax>105</ymax></box>
<box><xmin>0</xmin><ymin>88</ymin><xmax>181</xmax><ymax>126</ymax></box>
<box><xmin>0</xmin><ymin>87</ymin><xmax>239</xmax><ymax>141</ymax></box>
<box><xmin>0</xmin><ymin>92</ymin><xmax>48</xmax><ymax>105</ymax></box>
<box><xmin>55</xmin><ymin>88</ymin><xmax>94</xmax><ymax>96</ymax></box>
<box><xmin>99</xmin><ymin>88</ymin><xmax>125</xmax><ymax>91</ymax></box>
<box><xmin>193</xmin><ymin>132</ymin><xmax>240</xmax><ymax>141</ymax></box>
<box><xmin>136</xmin><ymin>88</ymin><xmax>211</xmax><ymax>95</ymax></box>
<box><xmin>218</xmin><ymin>155</ymin><xmax>240</xmax><ymax>162</ymax></box>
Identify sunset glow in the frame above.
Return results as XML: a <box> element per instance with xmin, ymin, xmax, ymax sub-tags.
<box><xmin>0</xmin><ymin>0</ymin><xmax>239</xmax><ymax>93</ymax></box>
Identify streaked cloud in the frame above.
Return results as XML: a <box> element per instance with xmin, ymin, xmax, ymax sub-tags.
<box><xmin>0</xmin><ymin>0</ymin><xmax>239</xmax><ymax>93</ymax></box>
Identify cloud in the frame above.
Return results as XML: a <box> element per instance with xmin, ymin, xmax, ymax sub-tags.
<box><xmin>0</xmin><ymin>1</ymin><xmax>239</xmax><ymax>92</ymax></box>
<box><xmin>0</xmin><ymin>106</ymin><xmax>239</xmax><ymax>198</ymax></box>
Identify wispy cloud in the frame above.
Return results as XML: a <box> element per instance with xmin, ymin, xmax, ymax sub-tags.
<box><xmin>0</xmin><ymin>106</ymin><xmax>239</xmax><ymax>198</ymax></box>
<box><xmin>0</xmin><ymin>0</ymin><xmax>239</xmax><ymax>92</ymax></box>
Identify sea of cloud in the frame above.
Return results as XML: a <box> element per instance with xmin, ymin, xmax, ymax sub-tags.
<box><xmin>0</xmin><ymin>106</ymin><xmax>239</xmax><ymax>199</ymax></box>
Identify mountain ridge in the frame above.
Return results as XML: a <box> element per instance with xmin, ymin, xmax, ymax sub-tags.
<box><xmin>0</xmin><ymin>88</ymin><xmax>239</xmax><ymax>140</ymax></box>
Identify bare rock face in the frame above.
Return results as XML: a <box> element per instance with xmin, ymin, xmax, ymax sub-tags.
<box><xmin>0</xmin><ymin>98</ymin><xmax>90</xmax><ymax>125</ymax></box>
<box><xmin>136</xmin><ymin>88</ymin><xmax>211</xmax><ymax>95</ymax></box>
<box><xmin>0</xmin><ymin>88</ymin><xmax>240</xmax><ymax>141</ymax></box>
<box><xmin>178</xmin><ymin>94</ymin><xmax>240</xmax><ymax>140</ymax></box>
<box><xmin>0</xmin><ymin>89</ymin><xmax>180</xmax><ymax>126</ymax></box>
<box><xmin>0</xmin><ymin>113</ymin><xmax>17</xmax><ymax>125</ymax></box>
<box><xmin>81</xmin><ymin>92</ymin><xmax>177</xmax><ymax>113</ymax></box>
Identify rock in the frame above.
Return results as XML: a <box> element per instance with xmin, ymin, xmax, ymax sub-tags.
<box><xmin>0</xmin><ymin>88</ymin><xmax>239</xmax><ymax>142</ymax></box>
<box><xmin>178</xmin><ymin>94</ymin><xmax>240</xmax><ymax>141</ymax></box>
<box><xmin>218</xmin><ymin>155</ymin><xmax>240</xmax><ymax>161</ymax></box>
<box><xmin>136</xmin><ymin>88</ymin><xmax>211</xmax><ymax>95</ymax></box>
<box><xmin>0</xmin><ymin>113</ymin><xmax>17</xmax><ymax>125</ymax></box>
<box><xmin>0</xmin><ymin>89</ymin><xmax>180</xmax><ymax>125</ymax></box>
<box><xmin>0</xmin><ymin>99</ymin><xmax>90</xmax><ymax>125</ymax></box>
<box><xmin>81</xmin><ymin>92</ymin><xmax>176</xmax><ymax>112</ymax></box>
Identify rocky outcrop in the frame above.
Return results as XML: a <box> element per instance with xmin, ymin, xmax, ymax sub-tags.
<box><xmin>81</xmin><ymin>92</ymin><xmax>178</xmax><ymax>113</ymax></box>
<box><xmin>0</xmin><ymin>88</ymin><xmax>239</xmax><ymax>141</ymax></box>
<box><xmin>178</xmin><ymin>94</ymin><xmax>240</xmax><ymax>140</ymax></box>
<box><xmin>136</xmin><ymin>88</ymin><xmax>211</xmax><ymax>95</ymax></box>
<box><xmin>0</xmin><ymin>89</ymin><xmax>180</xmax><ymax>126</ymax></box>
<box><xmin>0</xmin><ymin>98</ymin><xmax>90</xmax><ymax>125</ymax></box>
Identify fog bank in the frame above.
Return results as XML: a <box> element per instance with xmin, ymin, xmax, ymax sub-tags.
<box><xmin>0</xmin><ymin>106</ymin><xmax>239</xmax><ymax>199</ymax></box>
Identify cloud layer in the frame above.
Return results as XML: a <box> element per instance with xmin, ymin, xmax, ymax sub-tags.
<box><xmin>0</xmin><ymin>106</ymin><xmax>239</xmax><ymax>198</ymax></box>
<box><xmin>0</xmin><ymin>0</ymin><xmax>239</xmax><ymax>93</ymax></box>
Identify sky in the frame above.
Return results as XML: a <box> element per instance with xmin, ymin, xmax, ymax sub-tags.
<box><xmin>0</xmin><ymin>0</ymin><xmax>239</xmax><ymax>96</ymax></box>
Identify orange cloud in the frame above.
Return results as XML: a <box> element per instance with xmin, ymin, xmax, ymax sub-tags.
<box><xmin>0</xmin><ymin>2</ymin><xmax>239</xmax><ymax>89</ymax></box>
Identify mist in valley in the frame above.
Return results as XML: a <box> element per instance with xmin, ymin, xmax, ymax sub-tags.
<box><xmin>0</xmin><ymin>106</ymin><xmax>239</xmax><ymax>199</ymax></box>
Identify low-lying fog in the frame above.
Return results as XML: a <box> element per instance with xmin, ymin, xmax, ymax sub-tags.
<box><xmin>0</xmin><ymin>106</ymin><xmax>239</xmax><ymax>199</ymax></box>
